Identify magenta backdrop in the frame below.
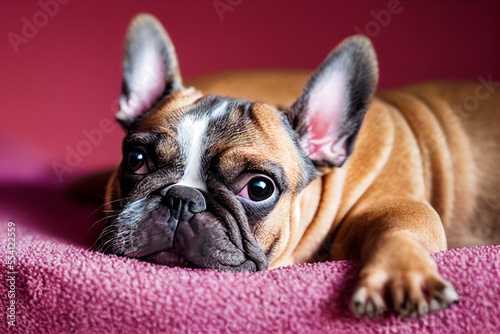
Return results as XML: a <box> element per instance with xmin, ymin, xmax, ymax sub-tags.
<box><xmin>1</xmin><ymin>0</ymin><xmax>499</xmax><ymax>180</ymax></box>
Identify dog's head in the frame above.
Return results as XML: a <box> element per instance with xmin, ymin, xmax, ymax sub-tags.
<box><xmin>98</xmin><ymin>14</ymin><xmax>378</xmax><ymax>271</ymax></box>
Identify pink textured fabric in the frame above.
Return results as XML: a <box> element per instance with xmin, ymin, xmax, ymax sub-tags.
<box><xmin>1</xmin><ymin>228</ymin><xmax>499</xmax><ymax>334</ymax></box>
<box><xmin>1</xmin><ymin>138</ymin><xmax>499</xmax><ymax>333</ymax></box>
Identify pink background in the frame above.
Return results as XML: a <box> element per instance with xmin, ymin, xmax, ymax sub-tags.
<box><xmin>1</xmin><ymin>0</ymin><xmax>500</xmax><ymax>181</ymax></box>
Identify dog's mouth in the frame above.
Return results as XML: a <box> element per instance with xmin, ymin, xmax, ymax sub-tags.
<box><xmin>99</xmin><ymin>191</ymin><xmax>269</xmax><ymax>272</ymax></box>
<box><xmin>138</xmin><ymin>249</ymin><xmax>194</xmax><ymax>268</ymax></box>
<box><xmin>117</xmin><ymin>210</ymin><xmax>266</xmax><ymax>271</ymax></box>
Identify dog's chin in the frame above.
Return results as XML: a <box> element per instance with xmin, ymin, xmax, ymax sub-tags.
<box><xmin>138</xmin><ymin>250</ymin><xmax>194</xmax><ymax>268</ymax></box>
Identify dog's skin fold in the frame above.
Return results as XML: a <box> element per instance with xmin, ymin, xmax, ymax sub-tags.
<box><xmin>97</xmin><ymin>13</ymin><xmax>500</xmax><ymax>318</ymax></box>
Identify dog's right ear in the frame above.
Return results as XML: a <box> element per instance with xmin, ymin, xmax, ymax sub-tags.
<box><xmin>116</xmin><ymin>14</ymin><xmax>183</xmax><ymax>129</ymax></box>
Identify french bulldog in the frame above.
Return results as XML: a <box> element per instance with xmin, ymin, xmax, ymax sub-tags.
<box><xmin>97</xmin><ymin>13</ymin><xmax>500</xmax><ymax>318</ymax></box>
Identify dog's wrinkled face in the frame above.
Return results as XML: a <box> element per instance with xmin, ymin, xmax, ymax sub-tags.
<box><xmin>97</xmin><ymin>14</ymin><xmax>378</xmax><ymax>271</ymax></box>
<box><xmin>103</xmin><ymin>92</ymin><xmax>317</xmax><ymax>271</ymax></box>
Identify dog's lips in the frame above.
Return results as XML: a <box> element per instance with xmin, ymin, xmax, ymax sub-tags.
<box><xmin>111</xmin><ymin>204</ymin><xmax>268</xmax><ymax>271</ymax></box>
<box><xmin>138</xmin><ymin>249</ymin><xmax>192</xmax><ymax>267</ymax></box>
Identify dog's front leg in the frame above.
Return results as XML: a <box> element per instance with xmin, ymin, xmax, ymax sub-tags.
<box><xmin>332</xmin><ymin>199</ymin><xmax>459</xmax><ymax>318</ymax></box>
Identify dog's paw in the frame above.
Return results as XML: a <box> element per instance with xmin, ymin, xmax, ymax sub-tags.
<box><xmin>350</xmin><ymin>268</ymin><xmax>459</xmax><ymax>318</ymax></box>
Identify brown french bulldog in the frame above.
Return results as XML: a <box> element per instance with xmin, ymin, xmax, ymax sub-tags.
<box><xmin>97</xmin><ymin>14</ymin><xmax>500</xmax><ymax>318</ymax></box>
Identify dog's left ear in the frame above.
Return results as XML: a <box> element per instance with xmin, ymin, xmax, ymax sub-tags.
<box><xmin>289</xmin><ymin>36</ymin><xmax>378</xmax><ymax>167</ymax></box>
<box><xmin>116</xmin><ymin>14</ymin><xmax>183</xmax><ymax>128</ymax></box>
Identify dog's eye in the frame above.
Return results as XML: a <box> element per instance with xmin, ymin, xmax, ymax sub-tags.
<box><xmin>238</xmin><ymin>177</ymin><xmax>275</xmax><ymax>202</ymax></box>
<box><xmin>126</xmin><ymin>148</ymin><xmax>149</xmax><ymax>174</ymax></box>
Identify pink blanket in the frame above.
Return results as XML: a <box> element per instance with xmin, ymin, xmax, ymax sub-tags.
<box><xmin>1</xmin><ymin>140</ymin><xmax>499</xmax><ymax>333</ymax></box>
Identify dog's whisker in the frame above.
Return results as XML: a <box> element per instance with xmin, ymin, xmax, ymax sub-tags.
<box><xmin>94</xmin><ymin>235</ymin><xmax>115</xmax><ymax>254</ymax></box>
<box><xmin>85</xmin><ymin>197</ymin><xmax>131</xmax><ymax>223</ymax></box>
<box><xmin>85</xmin><ymin>214</ymin><xmax>120</xmax><ymax>239</ymax></box>
<box><xmin>90</xmin><ymin>224</ymin><xmax>119</xmax><ymax>252</ymax></box>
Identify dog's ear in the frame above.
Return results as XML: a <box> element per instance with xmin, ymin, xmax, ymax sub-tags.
<box><xmin>289</xmin><ymin>36</ymin><xmax>378</xmax><ymax>168</ymax></box>
<box><xmin>116</xmin><ymin>14</ymin><xmax>183</xmax><ymax>128</ymax></box>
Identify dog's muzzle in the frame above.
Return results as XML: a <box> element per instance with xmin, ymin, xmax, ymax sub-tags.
<box><xmin>112</xmin><ymin>184</ymin><xmax>268</xmax><ymax>272</ymax></box>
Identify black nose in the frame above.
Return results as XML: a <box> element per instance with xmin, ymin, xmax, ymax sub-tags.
<box><xmin>160</xmin><ymin>185</ymin><xmax>206</xmax><ymax>221</ymax></box>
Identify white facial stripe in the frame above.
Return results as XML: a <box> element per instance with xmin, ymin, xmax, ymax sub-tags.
<box><xmin>209</xmin><ymin>100</ymin><xmax>230</xmax><ymax>120</ymax></box>
<box><xmin>177</xmin><ymin>116</ymin><xmax>209</xmax><ymax>191</ymax></box>
<box><xmin>173</xmin><ymin>101</ymin><xmax>231</xmax><ymax>191</ymax></box>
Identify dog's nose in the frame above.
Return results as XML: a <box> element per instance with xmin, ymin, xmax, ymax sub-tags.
<box><xmin>160</xmin><ymin>185</ymin><xmax>206</xmax><ymax>221</ymax></box>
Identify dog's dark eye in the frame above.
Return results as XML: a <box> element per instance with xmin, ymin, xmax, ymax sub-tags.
<box><xmin>239</xmin><ymin>177</ymin><xmax>275</xmax><ymax>202</ymax></box>
<box><xmin>126</xmin><ymin>148</ymin><xmax>149</xmax><ymax>174</ymax></box>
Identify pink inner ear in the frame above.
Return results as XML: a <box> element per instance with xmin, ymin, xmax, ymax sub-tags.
<box><xmin>301</xmin><ymin>71</ymin><xmax>347</xmax><ymax>164</ymax></box>
<box><xmin>118</xmin><ymin>47</ymin><xmax>166</xmax><ymax>121</ymax></box>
